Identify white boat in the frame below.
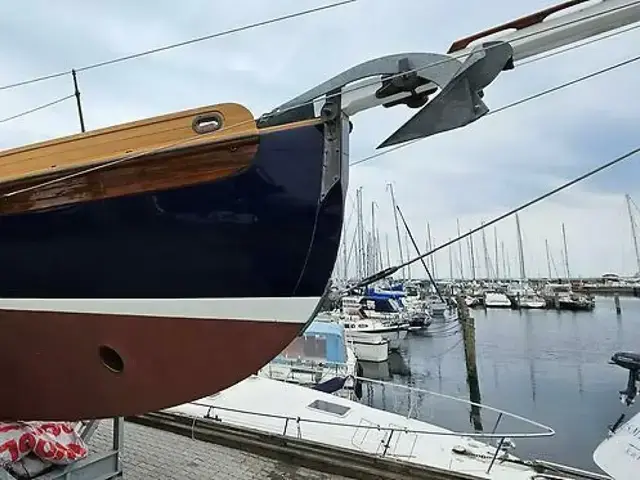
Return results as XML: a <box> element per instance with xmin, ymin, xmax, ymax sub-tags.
<box><xmin>508</xmin><ymin>283</ymin><xmax>546</xmax><ymax>309</ymax></box>
<box><xmin>518</xmin><ymin>295</ymin><xmax>546</xmax><ymax>309</ymax></box>
<box><xmin>339</xmin><ymin>315</ymin><xmax>408</xmax><ymax>351</ymax></box>
<box><xmin>592</xmin><ymin>350</ymin><xmax>640</xmax><ymax>480</ymax></box>
<box><xmin>342</xmin><ymin>329</ymin><xmax>389</xmax><ymax>362</ymax></box>
<box><xmin>334</xmin><ymin>296</ymin><xmax>409</xmax><ymax>350</ymax></box>
<box><xmin>465</xmin><ymin>295</ymin><xmax>482</xmax><ymax>308</ymax></box>
<box><xmin>484</xmin><ymin>292</ymin><xmax>512</xmax><ymax>308</ymax></box>
<box><xmin>426</xmin><ymin>295</ymin><xmax>448</xmax><ymax>317</ymax></box>
<box><xmin>258</xmin><ymin>320</ymin><xmax>357</xmax><ymax>393</ymax></box>
<box><xmin>593</xmin><ymin>411</ymin><xmax>639</xmax><ymax>480</ymax></box>
<box><xmin>365</xmin><ymin>286</ymin><xmax>431</xmax><ymax>331</ymax></box>
<box><xmin>165</xmin><ymin>375</ymin><xmax>601</xmax><ymax>479</ymax></box>
<box><xmin>315</xmin><ymin>313</ymin><xmax>389</xmax><ymax>362</ymax></box>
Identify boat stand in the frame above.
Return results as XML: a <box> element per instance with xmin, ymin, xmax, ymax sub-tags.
<box><xmin>0</xmin><ymin>418</ymin><xmax>123</xmax><ymax>480</ymax></box>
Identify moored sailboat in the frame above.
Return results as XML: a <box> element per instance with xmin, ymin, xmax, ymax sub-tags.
<box><xmin>2</xmin><ymin>0</ymin><xmax>639</xmax><ymax>422</ymax></box>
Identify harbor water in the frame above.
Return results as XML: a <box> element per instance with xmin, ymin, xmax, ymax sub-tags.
<box><xmin>360</xmin><ymin>295</ymin><xmax>640</xmax><ymax>472</ymax></box>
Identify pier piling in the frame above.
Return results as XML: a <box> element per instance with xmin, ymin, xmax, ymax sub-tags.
<box><xmin>455</xmin><ymin>294</ymin><xmax>483</xmax><ymax>431</ymax></box>
<box><xmin>614</xmin><ymin>294</ymin><xmax>622</xmax><ymax>315</ymax></box>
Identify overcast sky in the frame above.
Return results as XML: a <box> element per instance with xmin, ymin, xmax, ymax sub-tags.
<box><xmin>1</xmin><ymin>0</ymin><xmax>639</xmax><ymax>278</ymax></box>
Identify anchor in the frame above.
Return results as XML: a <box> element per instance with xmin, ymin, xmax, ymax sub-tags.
<box><xmin>258</xmin><ymin>41</ymin><xmax>514</xmax><ymax>147</ymax></box>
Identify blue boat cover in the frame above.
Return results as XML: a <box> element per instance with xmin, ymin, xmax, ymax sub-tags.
<box><xmin>301</xmin><ymin>321</ymin><xmax>346</xmax><ymax>363</ymax></box>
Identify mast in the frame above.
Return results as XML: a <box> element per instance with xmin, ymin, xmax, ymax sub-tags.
<box><xmin>354</xmin><ymin>188</ymin><xmax>361</xmax><ymax>278</ymax></box>
<box><xmin>625</xmin><ymin>194</ymin><xmax>640</xmax><ymax>275</ymax></box>
<box><xmin>494</xmin><ymin>227</ymin><xmax>500</xmax><ymax>280</ymax></box>
<box><xmin>376</xmin><ymin>228</ymin><xmax>383</xmax><ymax>271</ymax></box>
<box><xmin>342</xmin><ymin>222</ymin><xmax>348</xmax><ymax>281</ymax></box>
<box><xmin>387</xmin><ymin>183</ymin><xmax>405</xmax><ymax>280</ymax></box>
<box><xmin>369</xmin><ymin>233</ymin><xmax>372</xmax><ymax>275</ymax></box>
<box><xmin>481</xmin><ymin>221</ymin><xmax>491</xmax><ymax>280</ymax></box>
<box><xmin>469</xmin><ymin>231</ymin><xmax>476</xmax><ymax>281</ymax></box>
<box><xmin>427</xmin><ymin>222</ymin><xmax>436</xmax><ymax>280</ymax></box>
<box><xmin>545</xmin><ymin>239</ymin><xmax>552</xmax><ymax>279</ymax></box>
<box><xmin>449</xmin><ymin>240</ymin><xmax>454</xmax><ymax>281</ymax></box>
<box><xmin>501</xmin><ymin>241</ymin><xmax>507</xmax><ymax>280</ymax></box>
<box><xmin>562</xmin><ymin>222</ymin><xmax>571</xmax><ymax>280</ymax></box>
<box><xmin>405</xmin><ymin>229</ymin><xmax>412</xmax><ymax>280</ymax></box>
<box><xmin>371</xmin><ymin>201</ymin><xmax>377</xmax><ymax>273</ymax></box>
<box><xmin>457</xmin><ymin>218</ymin><xmax>464</xmax><ymax>280</ymax></box>
<box><xmin>515</xmin><ymin>213</ymin><xmax>526</xmax><ymax>281</ymax></box>
<box><xmin>359</xmin><ymin>188</ymin><xmax>366</xmax><ymax>277</ymax></box>
<box><xmin>385</xmin><ymin>233</ymin><xmax>391</xmax><ymax>271</ymax></box>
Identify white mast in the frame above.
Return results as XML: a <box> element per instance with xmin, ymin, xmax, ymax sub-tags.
<box><xmin>625</xmin><ymin>193</ymin><xmax>640</xmax><ymax>275</ymax></box>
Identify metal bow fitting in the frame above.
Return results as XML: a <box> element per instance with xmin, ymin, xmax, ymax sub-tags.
<box><xmin>258</xmin><ymin>41</ymin><xmax>514</xmax><ymax>148</ymax></box>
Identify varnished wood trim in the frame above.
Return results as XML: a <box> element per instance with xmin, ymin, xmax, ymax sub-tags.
<box><xmin>0</xmin><ymin>102</ymin><xmax>258</xmax><ymax>184</ymax></box>
<box><xmin>447</xmin><ymin>0</ymin><xmax>589</xmax><ymax>53</ymax></box>
<box><xmin>0</xmin><ymin>136</ymin><xmax>258</xmax><ymax>215</ymax></box>
<box><xmin>259</xmin><ymin>117</ymin><xmax>326</xmax><ymax>134</ymax></box>
<box><xmin>0</xmin><ymin>104</ymin><xmax>331</xmax><ymax>215</ymax></box>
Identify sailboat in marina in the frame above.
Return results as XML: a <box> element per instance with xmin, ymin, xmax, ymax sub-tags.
<box><xmin>1</xmin><ymin>0</ymin><xmax>639</xmax><ymax>422</ymax></box>
<box><xmin>508</xmin><ymin>214</ymin><xmax>546</xmax><ymax>309</ymax></box>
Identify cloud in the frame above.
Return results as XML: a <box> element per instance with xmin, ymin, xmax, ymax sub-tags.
<box><xmin>1</xmin><ymin>0</ymin><xmax>639</xmax><ymax>277</ymax></box>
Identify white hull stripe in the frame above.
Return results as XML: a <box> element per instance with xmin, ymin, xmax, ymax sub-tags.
<box><xmin>0</xmin><ymin>297</ymin><xmax>322</xmax><ymax>323</ymax></box>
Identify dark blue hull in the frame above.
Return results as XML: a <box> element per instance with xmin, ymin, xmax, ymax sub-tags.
<box><xmin>0</xmin><ymin>121</ymin><xmax>350</xmax><ymax>421</ymax></box>
<box><xmin>0</xmin><ymin>124</ymin><xmax>343</xmax><ymax>299</ymax></box>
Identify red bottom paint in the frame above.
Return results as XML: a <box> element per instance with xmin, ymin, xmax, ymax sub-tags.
<box><xmin>0</xmin><ymin>309</ymin><xmax>302</xmax><ymax>421</ymax></box>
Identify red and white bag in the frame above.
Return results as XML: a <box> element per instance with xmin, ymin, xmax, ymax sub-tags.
<box><xmin>0</xmin><ymin>422</ymin><xmax>88</xmax><ymax>476</ymax></box>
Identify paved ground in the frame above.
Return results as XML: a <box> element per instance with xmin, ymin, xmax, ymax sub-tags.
<box><xmin>89</xmin><ymin>420</ymin><xmax>352</xmax><ymax>480</ymax></box>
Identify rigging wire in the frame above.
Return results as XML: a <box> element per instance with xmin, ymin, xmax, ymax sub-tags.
<box><xmin>0</xmin><ymin>95</ymin><xmax>74</xmax><ymax>124</ymax></box>
<box><xmin>353</xmin><ymin>143</ymin><xmax>640</xmax><ymax>288</ymax></box>
<box><xmin>350</xmin><ymin>51</ymin><xmax>640</xmax><ymax>167</ymax></box>
<box><xmin>0</xmin><ymin>0</ymin><xmax>637</xmax><ymax>123</ymax></box>
<box><xmin>1</xmin><ymin>1</ymin><xmax>637</xmax><ymax>143</ymax></box>
<box><xmin>395</xmin><ymin>203</ymin><xmax>445</xmax><ymax>302</ymax></box>
<box><xmin>0</xmin><ymin>0</ymin><xmax>357</xmax><ymax>92</ymax></box>
<box><xmin>260</xmin><ymin>0</ymin><xmax>640</xmax><ymax>128</ymax></box>
<box><xmin>1</xmin><ymin>3</ymin><xmax>639</xmax><ymax>205</ymax></box>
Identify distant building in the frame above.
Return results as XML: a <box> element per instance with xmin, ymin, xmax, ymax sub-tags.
<box><xmin>602</xmin><ymin>273</ymin><xmax>620</xmax><ymax>282</ymax></box>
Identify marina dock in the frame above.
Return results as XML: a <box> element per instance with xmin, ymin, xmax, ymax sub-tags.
<box><xmin>85</xmin><ymin>419</ymin><xmax>351</xmax><ymax>480</ymax></box>
<box><xmin>77</xmin><ymin>415</ymin><xmax>500</xmax><ymax>480</ymax></box>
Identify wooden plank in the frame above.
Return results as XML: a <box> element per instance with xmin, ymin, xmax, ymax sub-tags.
<box><xmin>0</xmin><ymin>104</ymin><xmax>331</xmax><ymax>214</ymax></box>
<box><xmin>0</xmin><ymin>102</ymin><xmax>258</xmax><ymax>184</ymax></box>
<box><xmin>0</xmin><ymin>137</ymin><xmax>258</xmax><ymax>215</ymax></box>
<box><xmin>447</xmin><ymin>0</ymin><xmax>589</xmax><ymax>53</ymax></box>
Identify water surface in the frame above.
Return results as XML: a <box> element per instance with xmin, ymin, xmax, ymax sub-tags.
<box><xmin>362</xmin><ymin>295</ymin><xmax>640</xmax><ymax>472</ymax></box>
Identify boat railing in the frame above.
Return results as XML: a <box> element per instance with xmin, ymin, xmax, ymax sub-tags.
<box><xmin>177</xmin><ymin>376</ymin><xmax>556</xmax><ymax>473</ymax></box>
<box><xmin>261</xmin><ymin>359</ymin><xmax>352</xmax><ymax>384</ymax></box>
<box><xmin>353</xmin><ymin>374</ymin><xmax>545</xmax><ymax>428</ymax></box>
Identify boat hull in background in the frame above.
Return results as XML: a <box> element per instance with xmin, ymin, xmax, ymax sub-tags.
<box><xmin>0</xmin><ymin>120</ymin><xmax>346</xmax><ymax>421</ymax></box>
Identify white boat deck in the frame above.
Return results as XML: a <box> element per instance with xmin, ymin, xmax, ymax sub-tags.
<box><xmin>165</xmin><ymin>375</ymin><xmax>590</xmax><ymax>480</ymax></box>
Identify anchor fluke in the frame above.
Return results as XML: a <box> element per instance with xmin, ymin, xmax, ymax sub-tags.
<box><xmin>259</xmin><ymin>43</ymin><xmax>512</xmax><ymax>147</ymax></box>
<box><xmin>377</xmin><ymin>41</ymin><xmax>513</xmax><ymax>148</ymax></box>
